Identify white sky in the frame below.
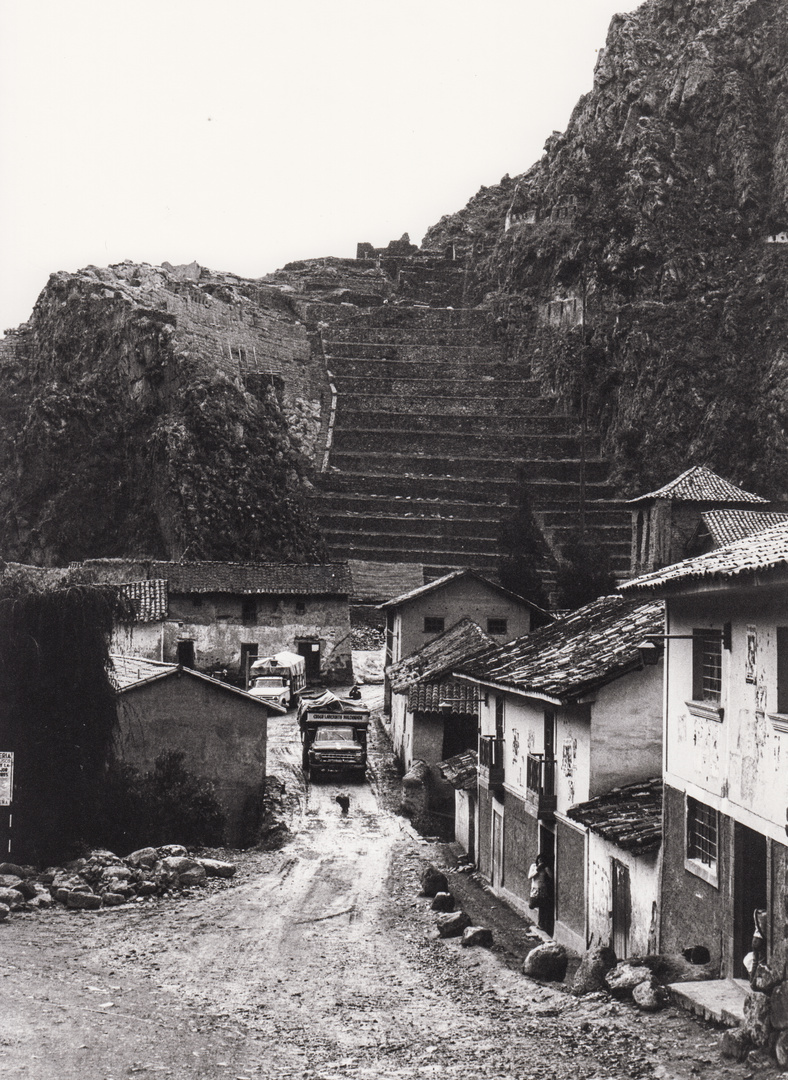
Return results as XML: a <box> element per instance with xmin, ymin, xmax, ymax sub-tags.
<box><xmin>0</xmin><ymin>0</ymin><xmax>643</xmax><ymax>333</ymax></box>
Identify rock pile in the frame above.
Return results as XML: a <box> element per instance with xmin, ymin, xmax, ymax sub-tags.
<box><xmin>0</xmin><ymin>847</ymin><xmax>236</xmax><ymax>921</ymax></box>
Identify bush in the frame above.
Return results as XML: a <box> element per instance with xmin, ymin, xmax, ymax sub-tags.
<box><xmin>555</xmin><ymin>530</ymin><xmax>617</xmax><ymax>611</ymax></box>
<box><xmin>97</xmin><ymin>752</ymin><xmax>225</xmax><ymax>853</ymax></box>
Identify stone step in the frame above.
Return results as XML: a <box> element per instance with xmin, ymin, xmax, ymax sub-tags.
<box><xmin>326</xmin><ymin>452</ymin><xmax>612</xmax><ymax>483</ymax></box>
<box><xmin>317</xmin><ymin>512</ymin><xmax>504</xmax><ymax>540</ymax></box>
<box><xmin>324</xmin><ymin>341</ymin><xmax>506</xmax><ymax>361</ymax></box>
<box><xmin>332</xmin><ymin>411</ymin><xmax>577</xmax><ymax>436</ymax></box>
<box><xmin>324</xmin><ymin>533</ymin><xmax>504</xmax><ymax>566</ymax></box>
<box><xmin>330</xmin><ymin>393</ymin><xmax>561</xmax><ymax>417</ymax></box>
<box><xmin>326</xmin><ymin>325</ymin><xmax>496</xmax><ymax>346</ymax></box>
<box><xmin>327</xmin><ymin>307</ymin><xmax>494</xmax><ymax>331</ymax></box>
<box><xmin>331</xmin><ymin>429</ymin><xmax>591</xmax><ymax>459</ymax></box>
<box><xmin>316</xmin><ymin>491</ymin><xmax>627</xmax><ymax>522</ymax></box>
<box><xmin>326</xmin><ymin>358</ymin><xmax>524</xmax><ymax>380</ymax></box>
<box><xmin>317</xmin><ymin>470</ymin><xmax>619</xmax><ymax>503</ymax></box>
<box><xmin>330</xmin><ymin>374</ymin><xmax>545</xmax><ymax>398</ymax></box>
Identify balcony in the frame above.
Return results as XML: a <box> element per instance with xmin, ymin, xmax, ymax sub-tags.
<box><xmin>479</xmin><ymin>735</ymin><xmax>505</xmax><ymax>790</ymax></box>
<box><xmin>526</xmin><ymin>753</ymin><xmax>557</xmax><ymax>819</ymax></box>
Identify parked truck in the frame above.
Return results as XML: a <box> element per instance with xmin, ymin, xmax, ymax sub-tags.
<box><xmin>248</xmin><ymin>651</ymin><xmax>306</xmax><ymax>705</ymax></box>
<box><xmin>296</xmin><ymin>689</ymin><xmax>370</xmax><ymax>778</ymax></box>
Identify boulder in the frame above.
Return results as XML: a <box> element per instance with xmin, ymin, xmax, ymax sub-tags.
<box><xmin>0</xmin><ymin>903</ymin><xmax>9</xmax><ymax>922</ymax></box>
<box><xmin>420</xmin><ymin>865</ymin><xmax>449</xmax><ymax>898</ymax></box>
<box><xmin>743</xmin><ymin>989</ymin><xmax>772</xmax><ymax>1048</ymax></box>
<box><xmin>177</xmin><ymin>865</ymin><xmax>207</xmax><ymax>888</ymax></box>
<box><xmin>720</xmin><ymin>1026</ymin><xmax>751</xmax><ymax>1062</ymax></box>
<box><xmin>430</xmin><ymin>892</ymin><xmax>455</xmax><ymax>912</ymax></box>
<box><xmin>157</xmin><ymin>845</ymin><xmax>188</xmax><ymax>858</ymax></box>
<box><xmin>632</xmin><ymin>975</ymin><xmax>668</xmax><ymax>1011</ymax></box>
<box><xmin>523</xmin><ymin>941</ymin><xmax>569</xmax><ymax>982</ymax></box>
<box><xmin>65</xmin><ymin>890</ymin><xmax>101</xmax><ymax>910</ymax></box>
<box><xmin>771</xmin><ymin>981</ymin><xmax>788</xmax><ymax>1030</ymax></box>
<box><xmin>461</xmin><ymin>926</ymin><xmax>493</xmax><ymax>948</ymax></box>
<box><xmin>0</xmin><ymin>863</ymin><xmax>27</xmax><ymax>878</ymax></box>
<box><xmin>126</xmin><ymin>847</ymin><xmax>158</xmax><ymax>869</ymax></box>
<box><xmin>101</xmin><ymin>892</ymin><xmax>127</xmax><ymax>907</ymax></box>
<box><xmin>775</xmin><ymin>1029</ymin><xmax>788</xmax><ymax>1068</ymax></box>
<box><xmin>29</xmin><ymin>892</ymin><xmax>55</xmax><ymax>910</ymax></box>
<box><xmin>605</xmin><ymin>963</ymin><xmax>654</xmax><ymax>998</ymax></box>
<box><xmin>159</xmin><ymin>856</ymin><xmax>199</xmax><ymax>875</ymax></box>
<box><xmin>136</xmin><ymin>881</ymin><xmax>157</xmax><ymax>897</ymax></box>
<box><xmin>0</xmin><ymin>888</ymin><xmax>24</xmax><ymax>909</ymax></box>
<box><xmin>573</xmin><ymin>944</ymin><xmax>617</xmax><ymax>995</ymax></box>
<box><xmin>0</xmin><ymin>875</ymin><xmax>23</xmax><ymax>890</ymax></box>
<box><xmin>751</xmin><ymin>962</ymin><xmax>780</xmax><ymax>994</ymax></box>
<box><xmin>13</xmin><ymin>880</ymin><xmax>38</xmax><ymax>901</ymax></box>
<box><xmin>197</xmin><ymin>858</ymin><xmax>237</xmax><ymax>878</ymax></box>
<box><xmin>435</xmin><ymin>911</ymin><xmax>471</xmax><ymax>938</ymax></box>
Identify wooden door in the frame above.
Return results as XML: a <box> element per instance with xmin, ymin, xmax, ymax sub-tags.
<box><xmin>491</xmin><ymin>807</ymin><xmax>504</xmax><ymax>889</ymax></box>
<box><xmin>612</xmin><ymin>859</ymin><xmax>631</xmax><ymax>959</ymax></box>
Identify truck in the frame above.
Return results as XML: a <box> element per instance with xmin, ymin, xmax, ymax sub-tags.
<box><xmin>296</xmin><ymin>689</ymin><xmax>370</xmax><ymax>778</ymax></box>
<box><xmin>248</xmin><ymin>651</ymin><xmax>306</xmax><ymax>704</ymax></box>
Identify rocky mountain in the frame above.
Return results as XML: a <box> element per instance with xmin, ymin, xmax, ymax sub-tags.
<box><xmin>1</xmin><ymin>0</ymin><xmax>786</xmax><ymax>576</ymax></box>
<box><xmin>425</xmin><ymin>0</ymin><xmax>788</xmax><ymax>499</ymax></box>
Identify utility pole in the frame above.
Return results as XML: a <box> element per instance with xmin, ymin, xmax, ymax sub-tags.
<box><xmin>579</xmin><ymin>272</ymin><xmax>588</xmax><ymax>538</ymax></box>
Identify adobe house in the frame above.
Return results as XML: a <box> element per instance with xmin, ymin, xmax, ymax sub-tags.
<box><xmin>628</xmin><ymin>465</ymin><xmax>769</xmax><ymax>576</ymax></box>
<box><xmin>438</xmin><ymin>750</ymin><xmax>479</xmax><ymax>862</ymax></box>
<box><xmin>380</xmin><ymin>568</ymin><xmax>545</xmax><ymax>711</ymax></box>
<box><xmin>112</xmin><ymin>655</ymin><xmax>285</xmax><ymax>847</ymax></box>
<box><xmin>453</xmin><ymin>594</ymin><xmax>664</xmax><ymax>953</ymax></box>
<box><xmin>78</xmin><ymin>559</ymin><xmax>354</xmax><ymax>685</ymax></box>
<box><xmin>386</xmin><ymin>617</ymin><xmax>492</xmax><ymax>792</ymax></box>
<box><xmin>621</xmin><ymin>519</ymin><xmax>788</xmax><ymax>979</ymax></box>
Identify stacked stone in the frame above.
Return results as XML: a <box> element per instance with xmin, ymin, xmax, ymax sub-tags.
<box><xmin>0</xmin><ymin>847</ymin><xmax>236</xmax><ymax>921</ymax></box>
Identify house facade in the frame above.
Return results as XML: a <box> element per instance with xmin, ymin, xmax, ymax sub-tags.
<box><xmin>622</xmin><ymin>522</ymin><xmax>788</xmax><ymax>978</ymax></box>
<box><xmin>112</xmin><ymin>655</ymin><xmax>284</xmax><ymax>847</ymax></box>
<box><xmin>80</xmin><ymin>559</ymin><xmax>353</xmax><ymax>684</ymax></box>
<box><xmin>380</xmin><ymin>569</ymin><xmax>543</xmax><ymax>710</ymax></box>
<box><xmin>454</xmin><ymin>595</ymin><xmax>664</xmax><ymax>953</ymax></box>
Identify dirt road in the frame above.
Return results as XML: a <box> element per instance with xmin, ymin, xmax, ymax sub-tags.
<box><xmin>0</xmin><ymin>699</ymin><xmax>775</xmax><ymax>1079</ymax></box>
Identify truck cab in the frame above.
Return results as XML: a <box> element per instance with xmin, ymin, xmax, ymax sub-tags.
<box><xmin>297</xmin><ymin>690</ymin><xmax>370</xmax><ymax>778</ymax></box>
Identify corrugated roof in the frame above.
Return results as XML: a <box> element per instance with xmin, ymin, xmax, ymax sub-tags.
<box><xmin>407</xmin><ymin>678</ymin><xmax>479</xmax><ymax>717</ymax></box>
<box><xmin>119</xmin><ymin>580</ymin><xmax>168</xmax><ymax>622</ymax></box>
<box><xmin>566</xmin><ymin>778</ymin><xmax>663</xmax><ymax>854</ymax></box>
<box><xmin>627</xmin><ymin>466</ymin><xmax>767</xmax><ymax>506</ymax></box>
<box><xmin>348</xmin><ymin>559</ymin><xmax>424</xmax><ymax>603</ymax></box>
<box><xmin>621</xmin><ymin>519</ymin><xmax>788</xmax><ymax>594</ymax></box>
<box><xmin>701</xmin><ymin>509</ymin><xmax>788</xmax><ymax>549</ymax></box>
<box><xmin>378</xmin><ymin>568</ymin><xmax>546</xmax><ymax>614</ymax></box>
<box><xmin>454</xmin><ymin>595</ymin><xmax>664</xmax><ymax>703</ymax></box>
<box><xmin>76</xmin><ymin>559</ymin><xmax>352</xmax><ymax>595</ymax></box>
<box><xmin>388</xmin><ymin>618</ymin><xmax>493</xmax><ymax>693</ymax></box>
<box><xmin>438</xmin><ymin>750</ymin><xmax>478</xmax><ymax>791</ymax></box>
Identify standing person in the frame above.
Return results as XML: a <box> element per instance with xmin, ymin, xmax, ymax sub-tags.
<box><xmin>528</xmin><ymin>853</ymin><xmax>554</xmax><ymax>934</ymax></box>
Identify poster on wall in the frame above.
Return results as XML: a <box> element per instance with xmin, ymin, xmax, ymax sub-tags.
<box><xmin>0</xmin><ymin>752</ymin><xmax>13</xmax><ymax>806</ymax></box>
<box><xmin>746</xmin><ymin>625</ymin><xmax>757</xmax><ymax>684</ymax></box>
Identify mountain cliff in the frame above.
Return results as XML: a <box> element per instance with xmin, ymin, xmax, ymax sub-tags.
<box><xmin>425</xmin><ymin>0</ymin><xmax>788</xmax><ymax>498</ymax></box>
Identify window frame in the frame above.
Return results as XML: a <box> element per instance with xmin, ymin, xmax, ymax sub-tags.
<box><xmin>423</xmin><ymin>616</ymin><xmax>445</xmax><ymax>635</ymax></box>
<box><xmin>487</xmin><ymin>617</ymin><xmax>508</xmax><ymax>636</ymax></box>
<box><xmin>241</xmin><ymin>597</ymin><xmax>257</xmax><ymax>626</ymax></box>
<box><xmin>687</xmin><ymin>629</ymin><xmax>724</xmax><ymax>721</ymax></box>
<box><xmin>685</xmin><ymin>795</ymin><xmax>719</xmax><ymax>887</ymax></box>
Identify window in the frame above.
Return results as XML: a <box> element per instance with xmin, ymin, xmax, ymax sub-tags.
<box><xmin>295</xmin><ymin>600</ymin><xmax>306</xmax><ymax>615</ymax></box>
<box><xmin>692</xmin><ymin>630</ymin><xmax>722</xmax><ymax>702</ymax></box>
<box><xmin>777</xmin><ymin>627</ymin><xmax>788</xmax><ymax>714</ymax></box>
<box><xmin>241</xmin><ymin>597</ymin><xmax>257</xmax><ymax>625</ymax></box>
<box><xmin>424</xmin><ymin>616</ymin><xmax>444</xmax><ymax>634</ymax></box>
<box><xmin>487</xmin><ymin>618</ymin><xmax>508</xmax><ymax>636</ymax></box>
<box><xmin>495</xmin><ymin>695</ymin><xmax>504</xmax><ymax>740</ymax></box>
<box><xmin>686</xmin><ymin>797</ymin><xmax>718</xmax><ymax>885</ymax></box>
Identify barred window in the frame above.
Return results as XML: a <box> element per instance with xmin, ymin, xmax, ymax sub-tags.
<box><xmin>687</xmin><ymin>797</ymin><xmax>718</xmax><ymax>869</ymax></box>
<box><xmin>487</xmin><ymin>618</ymin><xmax>508</xmax><ymax>636</ymax></box>
<box><xmin>424</xmin><ymin>617</ymin><xmax>444</xmax><ymax>634</ymax></box>
<box><xmin>692</xmin><ymin>630</ymin><xmax>722</xmax><ymax>703</ymax></box>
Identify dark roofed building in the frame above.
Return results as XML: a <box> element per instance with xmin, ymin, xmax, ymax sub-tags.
<box><xmin>627</xmin><ymin>465</ymin><xmax>770</xmax><ymax>577</ymax></box>
<box><xmin>566</xmin><ymin>778</ymin><xmax>663</xmax><ymax>854</ymax></box>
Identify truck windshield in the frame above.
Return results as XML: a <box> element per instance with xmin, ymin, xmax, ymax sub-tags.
<box><xmin>254</xmin><ymin>678</ymin><xmax>285</xmax><ymax>688</ymax></box>
<box><xmin>314</xmin><ymin>727</ymin><xmax>355</xmax><ymax>742</ymax></box>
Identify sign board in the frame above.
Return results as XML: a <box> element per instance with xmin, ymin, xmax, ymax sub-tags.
<box><xmin>0</xmin><ymin>752</ymin><xmax>13</xmax><ymax>806</ymax></box>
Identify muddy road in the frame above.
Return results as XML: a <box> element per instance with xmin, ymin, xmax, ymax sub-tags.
<box><xmin>0</xmin><ymin>697</ymin><xmax>772</xmax><ymax>1079</ymax></box>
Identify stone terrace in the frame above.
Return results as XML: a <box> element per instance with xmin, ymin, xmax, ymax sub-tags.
<box><xmin>311</xmin><ymin>301</ymin><xmax>631</xmax><ymax>583</ymax></box>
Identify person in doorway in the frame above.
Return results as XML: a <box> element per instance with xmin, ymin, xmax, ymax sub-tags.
<box><xmin>528</xmin><ymin>853</ymin><xmax>554</xmax><ymax>934</ymax></box>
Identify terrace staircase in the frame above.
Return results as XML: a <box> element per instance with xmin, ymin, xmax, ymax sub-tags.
<box><xmin>311</xmin><ymin>302</ymin><xmax>631</xmax><ymax>586</ymax></box>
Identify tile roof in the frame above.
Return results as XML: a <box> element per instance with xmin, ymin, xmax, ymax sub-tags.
<box><xmin>454</xmin><ymin>595</ymin><xmax>664</xmax><ymax>704</ymax></box>
<box><xmin>566</xmin><ymin>778</ymin><xmax>663</xmax><ymax>854</ymax></box>
<box><xmin>378</xmin><ymin>568</ymin><xmax>546</xmax><ymax>614</ymax></box>
<box><xmin>348</xmin><ymin>559</ymin><xmax>424</xmax><ymax>603</ymax></box>
<box><xmin>76</xmin><ymin>559</ymin><xmax>352</xmax><ymax>595</ymax></box>
<box><xmin>388</xmin><ymin>618</ymin><xmax>493</xmax><ymax>693</ymax></box>
<box><xmin>621</xmin><ymin>519</ymin><xmax>788</xmax><ymax>594</ymax></box>
<box><xmin>407</xmin><ymin>678</ymin><xmax>479</xmax><ymax>717</ymax></box>
<box><xmin>700</xmin><ymin>509</ymin><xmax>788</xmax><ymax>549</ymax></box>
<box><xmin>627</xmin><ymin>466</ymin><xmax>767</xmax><ymax>506</ymax></box>
<box><xmin>438</xmin><ymin>750</ymin><xmax>478</xmax><ymax>791</ymax></box>
<box><xmin>119</xmin><ymin>580</ymin><xmax>168</xmax><ymax>622</ymax></box>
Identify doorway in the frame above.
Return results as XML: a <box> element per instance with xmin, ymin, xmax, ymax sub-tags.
<box><xmin>538</xmin><ymin>824</ymin><xmax>555</xmax><ymax>935</ymax></box>
<box><xmin>239</xmin><ymin>642</ymin><xmax>259</xmax><ymax>688</ymax></box>
<box><xmin>297</xmin><ymin>640</ymin><xmax>321</xmax><ymax>682</ymax></box>
<box><xmin>612</xmin><ymin>859</ymin><xmax>631</xmax><ymax>959</ymax></box>
<box><xmin>733</xmin><ymin>823</ymin><xmax>768</xmax><ymax>978</ymax></box>
<box><xmin>491</xmin><ymin>803</ymin><xmax>504</xmax><ymax>889</ymax></box>
<box><xmin>176</xmin><ymin>640</ymin><xmax>195</xmax><ymax>668</ymax></box>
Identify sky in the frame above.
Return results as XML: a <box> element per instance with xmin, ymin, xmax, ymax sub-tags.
<box><xmin>0</xmin><ymin>0</ymin><xmax>643</xmax><ymax>333</ymax></box>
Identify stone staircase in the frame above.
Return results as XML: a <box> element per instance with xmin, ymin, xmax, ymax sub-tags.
<box><xmin>311</xmin><ymin>304</ymin><xmax>632</xmax><ymax>584</ymax></box>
